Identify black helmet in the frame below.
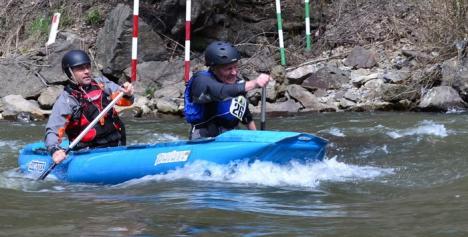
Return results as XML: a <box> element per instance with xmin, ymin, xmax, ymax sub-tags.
<box><xmin>204</xmin><ymin>41</ymin><xmax>241</xmax><ymax>66</ymax></box>
<box><xmin>61</xmin><ymin>50</ymin><xmax>91</xmax><ymax>78</ymax></box>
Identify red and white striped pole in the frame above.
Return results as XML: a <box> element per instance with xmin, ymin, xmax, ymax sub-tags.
<box><xmin>46</xmin><ymin>13</ymin><xmax>61</xmax><ymax>46</ymax></box>
<box><xmin>131</xmin><ymin>0</ymin><xmax>139</xmax><ymax>82</ymax></box>
<box><xmin>184</xmin><ymin>0</ymin><xmax>191</xmax><ymax>83</ymax></box>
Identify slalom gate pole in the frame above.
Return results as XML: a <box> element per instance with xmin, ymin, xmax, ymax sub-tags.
<box><xmin>46</xmin><ymin>13</ymin><xmax>61</xmax><ymax>46</ymax></box>
<box><xmin>184</xmin><ymin>0</ymin><xmax>191</xmax><ymax>83</ymax></box>
<box><xmin>275</xmin><ymin>0</ymin><xmax>286</xmax><ymax>65</ymax></box>
<box><xmin>131</xmin><ymin>0</ymin><xmax>139</xmax><ymax>83</ymax></box>
<box><xmin>305</xmin><ymin>0</ymin><xmax>311</xmax><ymax>51</ymax></box>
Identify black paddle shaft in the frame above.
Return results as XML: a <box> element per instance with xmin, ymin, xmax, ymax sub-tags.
<box><xmin>260</xmin><ymin>86</ymin><xmax>266</xmax><ymax>130</ymax></box>
<box><xmin>37</xmin><ymin>163</ymin><xmax>57</xmax><ymax>180</ymax></box>
<box><xmin>37</xmin><ymin>148</ymin><xmax>71</xmax><ymax>180</ymax></box>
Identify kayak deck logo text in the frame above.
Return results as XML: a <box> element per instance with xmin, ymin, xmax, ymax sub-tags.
<box><xmin>28</xmin><ymin>160</ymin><xmax>46</xmax><ymax>173</ymax></box>
<box><xmin>154</xmin><ymin>150</ymin><xmax>191</xmax><ymax>165</ymax></box>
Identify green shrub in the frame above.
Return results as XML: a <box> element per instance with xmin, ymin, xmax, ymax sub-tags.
<box><xmin>86</xmin><ymin>8</ymin><xmax>102</xmax><ymax>26</ymax></box>
<box><xmin>144</xmin><ymin>87</ymin><xmax>157</xmax><ymax>99</ymax></box>
<box><xmin>28</xmin><ymin>17</ymin><xmax>49</xmax><ymax>38</ymax></box>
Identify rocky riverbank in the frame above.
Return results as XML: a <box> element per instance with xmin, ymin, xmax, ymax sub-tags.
<box><xmin>0</xmin><ymin>1</ymin><xmax>467</xmax><ymax>122</ymax></box>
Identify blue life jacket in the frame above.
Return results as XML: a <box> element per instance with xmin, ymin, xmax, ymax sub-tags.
<box><xmin>184</xmin><ymin>70</ymin><xmax>247</xmax><ymax>124</ymax></box>
<box><xmin>184</xmin><ymin>70</ymin><xmax>212</xmax><ymax>123</ymax></box>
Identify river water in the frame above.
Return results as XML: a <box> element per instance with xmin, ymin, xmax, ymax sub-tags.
<box><xmin>1</xmin><ymin>112</ymin><xmax>467</xmax><ymax>236</ymax></box>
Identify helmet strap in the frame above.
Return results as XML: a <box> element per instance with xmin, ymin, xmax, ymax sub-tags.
<box><xmin>67</xmin><ymin>67</ymin><xmax>79</xmax><ymax>85</ymax></box>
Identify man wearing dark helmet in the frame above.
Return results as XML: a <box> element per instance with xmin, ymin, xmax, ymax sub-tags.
<box><xmin>184</xmin><ymin>41</ymin><xmax>271</xmax><ymax>139</ymax></box>
<box><xmin>45</xmin><ymin>49</ymin><xmax>134</xmax><ymax>164</ymax></box>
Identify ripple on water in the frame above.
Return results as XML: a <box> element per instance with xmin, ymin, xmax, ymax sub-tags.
<box><xmin>386</xmin><ymin>120</ymin><xmax>448</xmax><ymax>139</ymax></box>
<box><xmin>0</xmin><ymin>140</ymin><xmax>20</xmax><ymax>150</ymax></box>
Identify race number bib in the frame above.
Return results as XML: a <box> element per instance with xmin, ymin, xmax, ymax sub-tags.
<box><xmin>229</xmin><ymin>96</ymin><xmax>247</xmax><ymax>120</ymax></box>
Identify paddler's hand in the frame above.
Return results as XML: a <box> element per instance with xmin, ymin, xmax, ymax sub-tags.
<box><xmin>52</xmin><ymin>149</ymin><xmax>67</xmax><ymax>164</ymax></box>
<box><xmin>245</xmin><ymin>73</ymin><xmax>272</xmax><ymax>91</ymax></box>
<box><xmin>121</xmin><ymin>82</ymin><xmax>134</xmax><ymax>96</ymax></box>
<box><xmin>255</xmin><ymin>73</ymin><xmax>271</xmax><ymax>88</ymax></box>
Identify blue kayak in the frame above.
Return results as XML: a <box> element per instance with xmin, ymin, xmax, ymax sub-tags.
<box><xmin>18</xmin><ymin>130</ymin><xmax>327</xmax><ymax>184</ymax></box>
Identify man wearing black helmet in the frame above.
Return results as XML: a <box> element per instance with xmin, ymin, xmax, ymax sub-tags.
<box><xmin>45</xmin><ymin>49</ymin><xmax>134</xmax><ymax>164</ymax></box>
<box><xmin>184</xmin><ymin>41</ymin><xmax>271</xmax><ymax>139</ymax></box>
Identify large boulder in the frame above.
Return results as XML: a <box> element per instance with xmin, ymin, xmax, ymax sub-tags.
<box><xmin>38</xmin><ymin>85</ymin><xmax>64</xmax><ymax>109</ymax></box>
<box><xmin>153</xmin><ymin>85</ymin><xmax>183</xmax><ymax>99</ymax></box>
<box><xmin>418</xmin><ymin>86</ymin><xmax>466</xmax><ymax>111</ymax></box>
<box><xmin>247</xmin><ymin>80</ymin><xmax>279</xmax><ymax>106</ymax></box>
<box><xmin>0</xmin><ymin>62</ymin><xmax>46</xmax><ymax>98</ymax></box>
<box><xmin>95</xmin><ymin>4</ymin><xmax>167</xmax><ymax>77</ymax></box>
<box><xmin>383</xmin><ymin>69</ymin><xmax>411</xmax><ymax>84</ymax></box>
<box><xmin>344</xmin><ymin>46</ymin><xmax>378</xmax><ymax>69</ymax></box>
<box><xmin>265</xmin><ymin>80</ymin><xmax>278</xmax><ymax>101</ymax></box>
<box><xmin>286</xmin><ymin>63</ymin><xmax>326</xmax><ymax>84</ymax></box>
<box><xmin>359</xmin><ymin>79</ymin><xmax>385</xmax><ymax>102</ymax></box>
<box><xmin>156</xmin><ymin>98</ymin><xmax>180</xmax><ymax>114</ymax></box>
<box><xmin>127</xmin><ymin>60</ymin><xmax>185</xmax><ymax>95</ymax></box>
<box><xmin>440</xmin><ymin>57</ymin><xmax>468</xmax><ymax>101</ymax></box>
<box><xmin>1</xmin><ymin>95</ymin><xmax>49</xmax><ymax>120</ymax></box>
<box><xmin>301</xmin><ymin>65</ymin><xmax>349</xmax><ymax>90</ymax></box>
<box><xmin>350</xmin><ymin>69</ymin><xmax>381</xmax><ymax>87</ymax></box>
<box><xmin>286</xmin><ymin>84</ymin><xmax>325</xmax><ymax>111</ymax></box>
<box><xmin>270</xmin><ymin>65</ymin><xmax>286</xmax><ymax>85</ymax></box>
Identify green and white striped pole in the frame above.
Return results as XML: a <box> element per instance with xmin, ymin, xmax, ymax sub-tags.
<box><xmin>275</xmin><ymin>0</ymin><xmax>286</xmax><ymax>65</ymax></box>
<box><xmin>305</xmin><ymin>0</ymin><xmax>311</xmax><ymax>51</ymax></box>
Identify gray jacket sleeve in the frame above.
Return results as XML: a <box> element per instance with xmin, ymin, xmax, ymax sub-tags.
<box><xmin>44</xmin><ymin>91</ymin><xmax>78</xmax><ymax>152</ymax></box>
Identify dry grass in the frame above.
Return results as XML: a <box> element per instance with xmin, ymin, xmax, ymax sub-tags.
<box><xmin>413</xmin><ymin>0</ymin><xmax>467</xmax><ymax>52</ymax></box>
<box><xmin>317</xmin><ymin>0</ymin><xmax>467</xmax><ymax>60</ymax></box>
<box><xmin>0</xmin><ymin>0</ymin><xmax>118</xmax><ymax>57</ymax></box>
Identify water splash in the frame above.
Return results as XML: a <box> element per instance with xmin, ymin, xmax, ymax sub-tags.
<box><xmin>0</xmin><ymin>169</ymin><xmax>43</xmax><ymax>191</ymax></box>
<box><xmin>446</xmin><ymin>107</ymin><xmax>466</xmax><ymax>114</ymax></box>
<box><xmin>386</xmin><ymin>120</ymin><xmax>448</xmax><ymax>139</ymax></box>
<box><xmin>0</xmin><ymin>169</ymin><xmax>104</xmax><ymax>192</ymax></box>
<box><xmin>118</xmin><ymin>157</ymin><xmax>394</xmax><ymax>189</ymax></box>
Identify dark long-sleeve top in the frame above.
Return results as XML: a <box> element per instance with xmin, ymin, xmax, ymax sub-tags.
<box><xmin>189</xmin><ymin>71</ymin><xmax>246</xmax><ymax>103</ymax></box>
<box><xmin>189</xmin><ymin>71</ymin><xmax>253</xmax><ymax>126</ymax></box>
